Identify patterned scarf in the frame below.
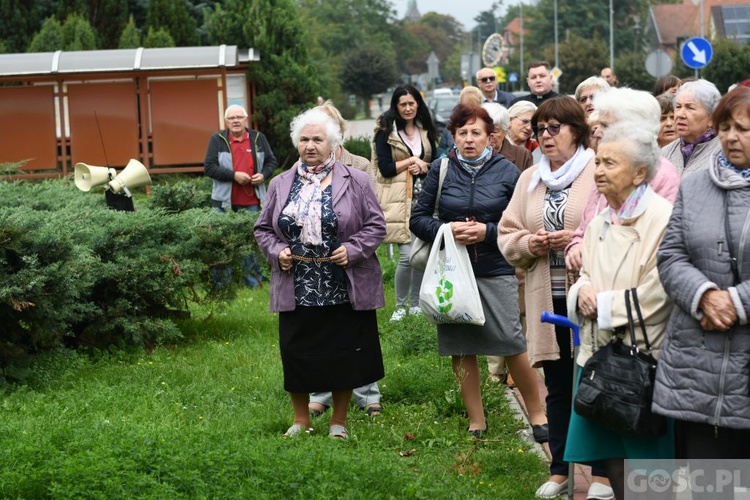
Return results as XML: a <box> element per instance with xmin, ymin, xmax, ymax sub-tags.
<box><xmin>282</xmin><ymin>152</ymin><xmax>336</xmax><ymax>245</ymax></box>
<box><xmin>611</xmin><ymin>182</ymin><xmax>649</xmax><ymax>224</ymax></box>
<box><xmin>718</xmin><ymin>151</ymin><xmax>750</xmax><ymax>179</ymax></box>
<box><xmin>680</xmin><ymin>129</ymin><xmax>716</xmax><ymax>163</ymax></box>
<box><xmin>529</xmin><ymin>145</ymin><xmax>593</xmax><ymax>192</ymax></box>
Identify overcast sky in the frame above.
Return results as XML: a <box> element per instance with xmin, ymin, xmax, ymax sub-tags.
<box><xmin>391</xmin><ymin>0</ymin><xmax>502</xmax><ymax>31</ymax></box>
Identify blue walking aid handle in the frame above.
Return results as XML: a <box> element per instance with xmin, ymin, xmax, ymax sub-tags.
<box><xmin>540</xmin><ymin>311</ymin><xmax>580</xmax><ymax>347</ymax></box>
<box><xmin>540</xmin><ymin>310</ymin><xmax>581</xmax><ymax>498</ymax></box>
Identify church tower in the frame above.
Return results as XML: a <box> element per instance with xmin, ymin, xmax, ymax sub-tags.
<box><xmin>405</xmin><ymin>0</ymin><xmax>421</xmax><ymax>22</ymax></box>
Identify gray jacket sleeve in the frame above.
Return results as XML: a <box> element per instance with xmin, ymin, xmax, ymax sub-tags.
<box><xmin>657</xmin><ymin>186</ymin><xmax>718</xmax><ymax>319</ymax></box>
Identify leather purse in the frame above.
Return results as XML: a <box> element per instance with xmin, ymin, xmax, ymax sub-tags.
<box><xmin>573</xmin><ymin>288</ymin><xmax>667</xmax><ymax>438</ymax></box>
<box><xmin>409</xmin><ymin>158</ymin><xmax>448</xmax><ymax>272</ymax></box>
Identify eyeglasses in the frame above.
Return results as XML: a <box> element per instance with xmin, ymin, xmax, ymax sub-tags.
<box><xmin>479</xmin><ymin>76</ymin><xmax>496</xmax><ymax>83</ymax></box>
<box><xmin>577</xmin><ymin>95</ymin><xmax>594</xmax><ymax>103</ymax></box>
<box><xmin>532</xmin><ymin>123</ymin><xmax>566</xmax><ymax>138</ymax></box>
<box><xmin>226</xmin><ymin>115</ymin><xmax>247</xmax><ymax>121</ymax></box>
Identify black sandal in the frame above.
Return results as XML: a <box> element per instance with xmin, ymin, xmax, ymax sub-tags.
<box><xmin>364</xmin><ymin>404</ymin><xmax>382</xmax><ymax>417</ymax></box>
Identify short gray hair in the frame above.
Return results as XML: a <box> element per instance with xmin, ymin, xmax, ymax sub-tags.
<box><xmin>593</xmin><ymin>88</ymin><xmax>661</xmax><ymax>136</ymax></box>
<box><xmin>508</xmin><ymin>100</ymin><xmax>537</xmax><ymax>118</ymax></box>
<box><xmin>575</xmin><ymin>76</ymin><xmax>610</xmax><ymax>100</ymax></box>
<box><xmin>224</xmin><ymin>104</ymin><xmax>247</xmax><ymax>120</ymax></box>
<box><xmin>599</xmin><ymin>121</ymin><xmax>659</xmax><ymax>182</ymax></box>
<box><xmin>289</xmin><ymin>108</ymin><xmax>342</xmax><ymax>149</ymax></box>
<box><xmin>676</xmin><ymin>79</ymin><xmax>721</xmax><ymax>114</ymax></box>
<box><xmin>481</xmin><ymin>102</ymin><xmax>510</xmax><ymax>131</ymax></box>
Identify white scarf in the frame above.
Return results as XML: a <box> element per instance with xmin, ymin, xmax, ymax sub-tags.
<box><xmin>528</xmin><ymin>146</ymin><xmax>594</xmax><ymax>192</ymax></box>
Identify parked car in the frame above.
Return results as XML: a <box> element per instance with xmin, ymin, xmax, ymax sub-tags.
<box><xmin>429</xmin><ymin>94</ymin><xmax>459</xmax><ymax>126</ymax></box>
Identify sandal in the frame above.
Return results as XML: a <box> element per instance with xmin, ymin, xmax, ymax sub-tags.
<box><xmin>283</xmin><ymin>424</ymin><xmax>312</xmax><ymax>438</ymax></box>
<box><xmin>329</xmin><ymin>424</ymin><xmax>349</xmax><ymax>439</ymax></box>
<box><xmin>364</xmin><ymin>404</ymin><xmax>382</xmax><ymax>417</ymax></box>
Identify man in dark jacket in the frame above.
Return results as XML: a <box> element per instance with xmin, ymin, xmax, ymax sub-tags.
<box><xmin>477</xmin><ymin>67</ymin><xmax>514</xmax><ymax>108</ymax></box>
<box><xmin>511</xmin><ymin>61</ymin><xmax>559</xmax><ymax>105</ymax></box>
<box><xmin>204</xmin><ymin>104</ymin><xmax>277</xmax><ymax>212</ymax></box>
<box><xmin>204</xmin><ymin>104</ymin><xmax>277</xmax><ymax>287</ymax></box>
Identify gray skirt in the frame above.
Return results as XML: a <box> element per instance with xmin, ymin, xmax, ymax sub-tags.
<box><xmin>437</xmin><ymin>274</ymin><xmax>527</xmax><ymax>356</ymax></box>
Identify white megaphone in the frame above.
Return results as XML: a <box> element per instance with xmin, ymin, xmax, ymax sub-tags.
<box><xmin>108</xmin><ymin>159</ymin><xmax>151</xmax><ymax>196</ymax></box>
<box><xmin>74</xmin><ymin>159</ymin><xmax>151</xmax><ymax>197</ymax></box>
<box><xmin>74</xmin><ymin>163</ymin><xmax>116</xmax><ymax>192</ymax></box>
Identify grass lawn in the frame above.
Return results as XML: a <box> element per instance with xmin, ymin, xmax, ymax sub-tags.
<box><xmin>0</xmin><ymin>249</ymin><xmax>548</xmax><ymax>498</ymax></box>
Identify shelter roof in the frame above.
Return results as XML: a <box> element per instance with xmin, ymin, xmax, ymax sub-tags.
<box><xmin>0</xmin><ymin>45</ymin><xmax>257</xmax><ymax>78</ymax></box>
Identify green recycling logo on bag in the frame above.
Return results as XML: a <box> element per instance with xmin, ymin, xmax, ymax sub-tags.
<box><xmin>419</xmin><ymin>225</ymin><xmax>486</xmax><ymax>326</ymax></box>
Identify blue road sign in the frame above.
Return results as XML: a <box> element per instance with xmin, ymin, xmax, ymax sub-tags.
<box><xmin>509</xmin><ymin>72</ymin><xmax>518</xmax><ymax>83</ymax></box>
<box><xmin>681</xmin><ymin>37</ymin><xmax>713</xmax><ymax>69</ymax></box>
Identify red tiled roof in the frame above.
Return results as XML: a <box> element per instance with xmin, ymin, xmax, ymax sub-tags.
<box><xmin>651</xmin><ymin>4</ymin><xmax>700</xmax><ymax>45</ymax></box>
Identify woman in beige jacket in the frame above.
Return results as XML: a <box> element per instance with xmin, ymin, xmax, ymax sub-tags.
<box><xmin>498</xmin><ymin>97</ymin><xmax>611</xmax><ymax>499</ymax></box>
<box><xmin>565</xmin><ymin>123</ymin><xmax>674</xmax><ymax>499</ymax></box>
<box><xmin>371</xmin><ymin>85</ymin><xmax>435</xmax><ymax>321</ymax></box>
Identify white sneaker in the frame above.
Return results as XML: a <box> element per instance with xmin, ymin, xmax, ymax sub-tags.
<box><xmin>390</xmin><ymin>307</ymin><xmax>407</xmax><ymax>321</ymax></box>
<box><xmin>408</xmin><ymin>306</ymin><xmax>422</xmax><ymax>316</ymax></box>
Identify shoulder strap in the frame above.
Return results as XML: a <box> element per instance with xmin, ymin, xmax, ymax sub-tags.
<box><xmin>433</xmin><ymin>157</ymin><xmax>449</xmax><ymax>218</ymax></box>
<box><xmin>627</xmin><ymin>288</ymin><xmax>652</xmax><ymax>353</ymax></box>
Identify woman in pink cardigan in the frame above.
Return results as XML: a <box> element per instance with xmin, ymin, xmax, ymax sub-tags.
<box><xmin>498</xmin><ymin>97</ymin><xmax>612</xmax><ymax>499</ymax></box>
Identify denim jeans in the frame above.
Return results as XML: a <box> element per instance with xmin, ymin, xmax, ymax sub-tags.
<box><xmin>394</xmin><ymin>233</ymin><xmax>424</xmax><ymax>308</ymax></box>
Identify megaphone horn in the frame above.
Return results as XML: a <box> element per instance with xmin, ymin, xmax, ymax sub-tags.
<box><xmin>74</xmin><ymin>163</ymin><xmax>116</xmax><ymax>192</ymax></box>
<box><xmin>109</xmin><ymin>159</ymin><xmax>152</xmax><ymax>196</ymax></box>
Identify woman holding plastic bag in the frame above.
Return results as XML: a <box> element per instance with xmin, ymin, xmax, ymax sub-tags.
<box><xmin>410</xmin><ymin>104</ymin><xmax>547</xmax><ymax>439</ymax></box>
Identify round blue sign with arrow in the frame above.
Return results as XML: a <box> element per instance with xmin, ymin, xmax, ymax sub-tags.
<box><xmin>681</xmin><ymin>36</ymin><xmax>713</xmax><ymax>69</ymax></box>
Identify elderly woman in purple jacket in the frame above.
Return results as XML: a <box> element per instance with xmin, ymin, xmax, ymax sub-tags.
<box><xmin>254</xmin><ymin>108</ymin><xmax>386</xmax><ymax>440</ymax></box>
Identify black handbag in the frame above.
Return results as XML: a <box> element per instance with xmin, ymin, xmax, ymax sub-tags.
<box><xmin>573</xmin><ymin>288</ymin><xmax>667</xmax><ymax>438</ymax></box>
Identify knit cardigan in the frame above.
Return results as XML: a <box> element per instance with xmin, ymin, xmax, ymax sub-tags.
<box><xmin>498</xmin><ymin>157</ymin><xmax>596</xmax><ymax>367</ymax></box>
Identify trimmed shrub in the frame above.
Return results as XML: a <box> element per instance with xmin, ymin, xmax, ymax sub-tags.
<box><xmin>0</xmin><ymin>179</ymin><xmax>261</xmax><ymax>372</ymax></box>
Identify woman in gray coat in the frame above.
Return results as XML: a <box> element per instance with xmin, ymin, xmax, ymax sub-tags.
<box><xmin>653</xmin><ymin>86</ymin><xmax>750</xmax><ymax>461</ymax></box>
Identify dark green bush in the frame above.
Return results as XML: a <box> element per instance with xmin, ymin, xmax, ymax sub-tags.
<box><xmin>0</xmin><ymin>180</ymin><xmax>261</xmax><ymax>373</ymax></box>
<box><xmin>343</xmin><ymin>136</ymin><xmax>372</xmax><ymax>161</ymax></box>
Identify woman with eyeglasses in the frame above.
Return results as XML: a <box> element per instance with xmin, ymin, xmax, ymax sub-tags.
<box><xmin>507</xmin><ymin>101</ymin><xmax>540</xmax><ymax>163</ymax></box>
<box><xmin>574</xmin><ymin>76</ymin><xmax>610</xmax><ymax>117</ymax></box>
<box><xmin>372</xmin><ymin>84</ymin><xmax>436</xmax><ymax>321</ymax></box>
<box><xmin>499</xmin><ymin>97</ymin><xmax>614</xmax><ymax>499</ymax></box>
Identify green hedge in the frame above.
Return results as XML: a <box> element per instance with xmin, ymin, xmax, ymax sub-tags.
<box><xmin>0</xmin><ymin>179</ymin><xmax>262</xmax><ymax>373</ymax></box>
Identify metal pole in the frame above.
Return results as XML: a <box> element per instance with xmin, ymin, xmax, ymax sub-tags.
<box><xmin>697</xmin><ymin>0</ymin><xmax>704</xmax><ymax>78</ymax></box>
<box><xmin>609</xmin><ymin>0</ymin><xmax>614</xmax><ymax>69</ymax></box>
<box><xmin>554</xmin><ymin>0</ymin><xmax>559</xmax><ymax>69</ymax></box>
<box><xmin>520</xmin><ymin>1</ymin><xmax>524</xmax><ymax>90</ymax></box>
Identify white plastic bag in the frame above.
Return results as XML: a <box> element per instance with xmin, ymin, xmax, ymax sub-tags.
<box><xmin>419</xmin><ymin>224</ymin><xmax>485</xmax><ymax>326</ymax></box>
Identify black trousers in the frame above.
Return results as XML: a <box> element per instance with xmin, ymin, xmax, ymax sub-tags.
<box><xmin>541</xmin><ymin>298</ymin><xmax>607</xmax><ymax>478</ymax></box>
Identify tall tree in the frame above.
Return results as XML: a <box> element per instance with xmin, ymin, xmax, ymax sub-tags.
<box><xmin>544</xmin><ymin>32</ymin><xmax>608</xmax><ymax>94</ymax></box>
<box><xmin>27</xmin><ymin>16</ymin><xmax>65</xmax><ymax>52</ymax></box>
<box><xmin>342</xmin><ymin>44</ymin><xmax>398</xmax><ymax>117</ymax></box>
<box><xmin>62</xmin><ymin>12</ymin><xmax>97</xmax><ymax>50</ymax></box>
<box><xmin>118</xmin><ymin>14</ymin><xmax>140</xmax><ymax>48</ymax></box>
<box><xmin>205</xmin><ymin>0</ymin><xmax>319</xmax><ymax>168</ymax></box>
<box><xmin>143</xmin><ymin>26</ymin><xmax>174</xmax><ymax>48</ymax></box>
<box><xmin>704</xmin><ymin>38</ymin><xmax>750</xmax><ymax>94</ymax></box>
<box><xmin>0</xmin><ymin>0</ymin><xmax>42</xmax><ymax>52</ymax></box>
<box><xmin>525</xmin><ymin>0</ymin><xmax>647</xmax><ymax>64</ymax></box>
<box><xmin>146</xmin><ymin>0</ymin><xmax>199</xmax><ymax>47</ymax></box>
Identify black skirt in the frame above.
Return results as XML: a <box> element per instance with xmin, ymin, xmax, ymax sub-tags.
<box><xmin>279</xmin><ymin>304</ymin><xmax>384</xmax><ymax>393</ymax></box>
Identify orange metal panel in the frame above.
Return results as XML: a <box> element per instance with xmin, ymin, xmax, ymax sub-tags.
<box><xmin>149</xmin><ymin>79</ymin><xmax>219</xmax><ymax>166</ymax></box>
<box><xmin>0</xmin><ymin>86</ymin><xmax>57</xmax><ymax>171</ymax></box>
<box><xmin>67</xmin><ymin>82</ymin><xmax>140</xmax><ymax>168</ymax></box>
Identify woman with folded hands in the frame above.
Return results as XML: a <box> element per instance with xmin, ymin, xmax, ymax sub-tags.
<box><xmin>254</xmin><ymin>108</ymin><xmax>386</xmax><ymax>440</ymax></box>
